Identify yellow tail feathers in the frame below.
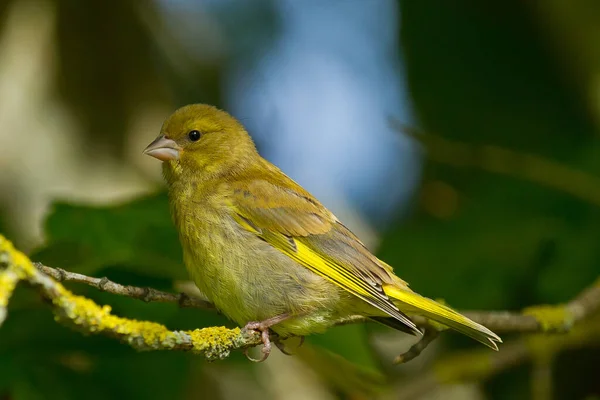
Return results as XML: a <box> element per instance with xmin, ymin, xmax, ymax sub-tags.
<box><xmin>383</xmin><ymin>285</ymin><xmax>502</xmax><ymax>350</ymax></box>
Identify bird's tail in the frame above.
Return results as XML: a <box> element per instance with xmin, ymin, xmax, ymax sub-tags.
<box><xmin>383</xmin><ymin>285</ymin><xmax>502</xmax><ymax>350</ymax></box>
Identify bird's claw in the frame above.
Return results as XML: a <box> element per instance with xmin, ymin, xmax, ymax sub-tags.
<box><xmin>243</xmin><ymin>321</ymin><xmax>272</xmax><ymax>363</ymax></box>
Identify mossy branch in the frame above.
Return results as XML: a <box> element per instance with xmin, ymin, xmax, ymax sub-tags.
<box><xmin>0</xmin><ymin>235</ymin><xmax>261</xmax><ymax>360</ymax></box>
<box><xmin>1</xmin><ymin>233</ymin><xmax>599</xmax><ymax>363</ymax></box>
<box><xmin>30</xmin><ymin>260</ymin><xmax>600</xmax><ymax>335</ymax></box>
<box><xmin>462</xmin><ymin>274</ymin><xmax>600</xmax><ymax>334</ymax></box>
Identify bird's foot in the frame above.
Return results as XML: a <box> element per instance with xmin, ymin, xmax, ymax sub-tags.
<box><xmin>243</xmin><ymin>313</ymin><xmax>291</xmax><ymax>363</ymax></box>
<box><xmin>275</xmin><ymin>336</ymin><xmax>305</xmax><ymax>356</ymax></box>
<box><xmin>244</xmin><ymin>321</ymin><xmax>273</xmax><ymax>362</ymax></box>
<box><xmin>393</xmin><ymin>324</ymin><xmax>439</xmax><ymax>364</ymax></box>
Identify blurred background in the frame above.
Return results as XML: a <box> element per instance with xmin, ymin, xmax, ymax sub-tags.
<box><xmin>0</xmin><ymin>0</ymin><xmax>599</xmax><ymax>399</ymax></box>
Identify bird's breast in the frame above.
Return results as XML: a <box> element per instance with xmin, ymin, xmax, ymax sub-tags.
<box><xmin>168</xmin><ymin>186</ymin><xmax>358</xmax><ymax>335</ymax></box>
<box><xmin>176</xmin><ymin>205</ymin><xmax>336</xmax><ymax>321</ymax></box>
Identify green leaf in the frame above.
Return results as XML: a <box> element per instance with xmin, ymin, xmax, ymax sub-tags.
<box><xmin>32</xmin><ymin>191</ymin><xmax>186</xmax><ymax>280</ymax></box>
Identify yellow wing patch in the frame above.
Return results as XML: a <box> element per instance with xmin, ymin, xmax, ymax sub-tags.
<box><xmin>232</xmin><ymin>212</ymin><xmax>419</xmax><ymax>333</ymax></box>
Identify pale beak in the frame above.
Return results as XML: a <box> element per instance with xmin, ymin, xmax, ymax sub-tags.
<box><xmin>143</xmin><ymin>135</ymin><xmax>182</xmax><ymax>161</ymax></box>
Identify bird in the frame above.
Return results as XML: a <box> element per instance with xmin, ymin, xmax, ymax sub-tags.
<box><xmin>143</xmin><ymin>104</ymin><xmax>501</xmax><ymax>362</ymax></box>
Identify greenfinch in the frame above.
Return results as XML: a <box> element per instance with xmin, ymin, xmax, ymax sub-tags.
<box><xmin>144</xmin><ymin>104</ymin><xmax>501</xmax><ymax>362</ymax></box>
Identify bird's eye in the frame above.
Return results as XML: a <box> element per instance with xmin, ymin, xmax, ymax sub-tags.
<box><xmin>188</xmin><ymin>130</ymin><xmax>201</xmax><ymax>141</ymax></box>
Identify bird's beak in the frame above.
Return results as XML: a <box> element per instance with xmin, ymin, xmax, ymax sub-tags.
<box><xmin>143</xmin><ymin>135</ymin><xmax>182</xmax><ymax>161</ymax></box>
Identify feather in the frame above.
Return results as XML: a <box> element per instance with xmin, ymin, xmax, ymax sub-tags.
<box><xmin>229</xmin><ymin>172</ymin><xmax>420</xmax><ymax>334</ymax></box>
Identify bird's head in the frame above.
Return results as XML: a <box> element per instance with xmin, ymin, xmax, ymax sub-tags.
<box><xmin>144</xmin><ymin>104</ymin><xmax>257</xmax><ymax>181</ymax></box>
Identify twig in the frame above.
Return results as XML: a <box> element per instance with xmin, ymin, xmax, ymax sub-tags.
<box><xmin>397</xmin><ymin>315</ymin><xmax>600</xmax><ymax>399</ymax></box>
<box><xmin>31</xmin><ymin>262</ymin><xmax>600</xmax><ymax>335</ymax></box>
<box><xmin>393</xmin><ymin>122</ymin><xmax>600</xmax><ymax>208</ymax></box>
<box><xmin>396</xmin><ymin>340</ymin><xmax>531</xmax><ymax>400</ymax></box>
<box><xmin>461</xmin><ymin>311</ymin><xmax>541</xmax><ymax>333</ymax></box>
<box><xmin>1</xmin><ymin>234</ymin><xmax>600</xmax><ymax>363</ymax></box>
<box><xmin>34</xmin><ymin>262</ymin><xmax>215</xmax><ymax>310</ymax></box>
<box><xmin>0</xmin><ymin>235</ymin><xmax>261</xmax><ymax>360</ymax></box>
<box><xmin>462</xmin><ymin>277</ymin><xmax>600</xmax><ymax>334</ymax></box>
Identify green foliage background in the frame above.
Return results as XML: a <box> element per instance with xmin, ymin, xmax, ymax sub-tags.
<box><xmin>0</xmin><ymin>0</ymin><xmax>599</xmax><ymax>399</ymax></box>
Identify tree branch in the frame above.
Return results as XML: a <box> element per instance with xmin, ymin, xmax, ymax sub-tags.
<box><xmin>1</xmin><ymin>233</ymin><xmax>599</xmax><ymax>363</ymax></box>
<box><xmin>393</xmin><ymin>122</ymin><xmax>600</xmax><ymax>208</ymax></box>
<box><xmin>397</xmin><ymin>315</ymin><xmax>600</xmax><ymax>399</ymax></box>
<box><xmin>34</xmin><ymin>262</ymin><xmax>215</xmax><ymax>310</ymax></box>
<box><xmin>31</xmin><ymin>261</ymin><xmax>600</xmax><ymax>335</ymax></box>
<box><xmin>462</xmin><ymin>277</ymin><xmax>600</xmax><ymax>334</ymax></box>
<box><xmin>393</xmin><ymin>324</ymin><xmax>439</xmax><ymax>364</ymax></box>
<box><xmin>0</xmin><ymin>235</ymin><xmax>260</xmax><ymax>360</ymax></box>
<box><xmin>390</xmin><ymin>279</ymin><xmax>600</xmax><ymax>364</ymax></box>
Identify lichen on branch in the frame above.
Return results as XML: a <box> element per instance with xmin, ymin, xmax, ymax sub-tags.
<box><xmin>0</xmin><ymin>234</ymin><xmax>260</xmax><ymax>361</ymax></box>
<box><xmin>1</xmin><ymin>233</ymin><xmax>600</xmax><ymax>364</ymax></box>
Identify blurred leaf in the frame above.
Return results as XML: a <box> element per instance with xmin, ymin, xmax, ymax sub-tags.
<box><xmin>388</xmin><ymin>0</ymin><xmax>600</xmax><ymax>309</ymax></box>
<box><xmin>380</xmin><ymin>176</ymin><xmax>600</xmax><ymax>310</ymax></box>
<box><xmin>393</xmin><ymin>1</ymin><xmax>600</xmax><ymax>398</ymax></box>
<box><xmin>32</xmin><ymin>191</ymin><xmax>186</xmax><ymax>280</ymax></box>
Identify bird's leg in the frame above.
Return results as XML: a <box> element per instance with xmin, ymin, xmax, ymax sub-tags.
<box><xmin>243</xmin><ymin>313</ymin><xmax>291</xmax><ymax>362</ymax></box>
<box><xmin>275</xmin><ymin>336</ymin><xmax>305</xmax><ymax>356</ymax></box>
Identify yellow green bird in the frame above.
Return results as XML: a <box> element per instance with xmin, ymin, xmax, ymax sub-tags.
<box><xmin>144</xmin><ymin>104</ymin><xmax>501</xmax><ymax>362</ymax></box>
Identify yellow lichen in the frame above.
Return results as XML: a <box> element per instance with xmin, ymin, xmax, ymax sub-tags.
<box><xmin>188</xmin><ymin>326</ymin><xmax>244</xmax><ymax>360</ymax></box>
<box><xmin>0</xmin><ymin>236</ymin><xmax>34</xmax><ymax>278</ymax></box>
<box><xmin>0</xmin><ymin>237</ymin><xmax>25</xmax><ymax>312</ymax></box>
<box><xmin>0</xmin><ymin>270</ymin><xmax>18</xmax><ymax>307</ymax></box>
<box><xmin>50</xmin><ymin>287</ymin><xmax>183</xmax><ymax>349</ymax></box>
<box><xmin>527</xmin><ymin>314</ymin><xmax>600</xmax><ymax>357</ymax></box>
<box><xmin>0</xmin><ymin>234</ymin><xmax>253</xmax><ymax>360</ymax></box>
<box><xmin>523</xmin><ymin>304</ymin><xmax>573</xmax><ymax>333</ymax></box>
<box><xmin>12</xmin><ymin>251</ymin><xmax>36</xmax><ymax>277</ymax></box>
<box><xmin>43</xmin><ymin>271</ymin><xmax>247</xmax><ymax>357</ymax></box>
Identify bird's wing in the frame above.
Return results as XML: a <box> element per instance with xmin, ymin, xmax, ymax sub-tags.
<box><xmin>227</xmin><ymin>178</ymin><xmax>419</xmax><ymax>333</ymax></box>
